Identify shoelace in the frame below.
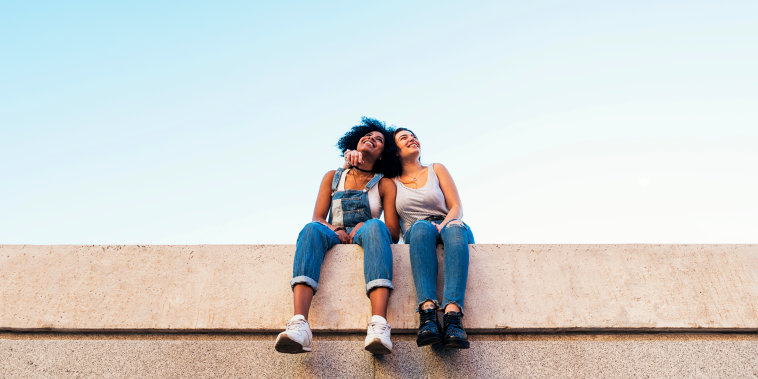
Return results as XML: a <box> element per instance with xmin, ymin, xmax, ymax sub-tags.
<box><xmin>286</xmin><ymin>318</ymin><xmax>308</xmax><ymax>331</ymax></box>
<box><xmin>420</xmin><ymin>309</ymin><xmax>437</xmax><ymax>324</ymax></box>
<box><xmin>444</xmin><ymin>313</ymin><xmax>465</xmax><ymax>335</ymax></box>
<box><xmin>367</xmin><ymin>321</ymin><xmax>390</xmax><ymax>335</ymax></box>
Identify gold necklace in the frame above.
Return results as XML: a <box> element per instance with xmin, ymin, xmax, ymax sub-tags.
<box><xmin>348</xmin><ymin>169</ymin><xmax>372</xmax><ymax>189</ymax></box>
<box><xmin>401</xmin><ymin>166</ymin><xmax>426</xmax><ymax>187</ymax></box>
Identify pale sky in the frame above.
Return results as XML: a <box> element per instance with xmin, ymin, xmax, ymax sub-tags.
<box><xmin>1</xmin><ymin>1</ymin><xmax>756</xmax><ymax>244</ymax></box>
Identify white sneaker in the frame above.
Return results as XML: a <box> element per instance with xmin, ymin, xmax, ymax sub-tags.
<box><xmin>275</xmin><ymin>315</ymin><xmax>312</xmax><ymax>354</ymax></box>
<box><xmin>364</xmin><ymin>315</ymin><xmax>392</xmax><ymax>355</ymax></box>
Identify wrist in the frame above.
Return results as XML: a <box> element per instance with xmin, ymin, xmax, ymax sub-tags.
<box><xmin>332</xmin><ymin>226</ymin><xmax>345</xmax><ymax>232</ymax></box>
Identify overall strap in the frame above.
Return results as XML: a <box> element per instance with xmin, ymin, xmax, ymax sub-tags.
<box><xmin>364</xmin><ymin>173</ymin><xmax>384</xmax><ymax>191</ymax></box>
<box><xmin>331</xmin><ymin>168</ymin><xmax>345</xmax><ymax>195</ymax></box>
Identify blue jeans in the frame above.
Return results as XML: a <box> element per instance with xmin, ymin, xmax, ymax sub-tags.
<box><xmin>405</xmin><ymin>219</ymin><xmax>474</xmax><ymax>312</ymax></box>
<box><xmin>291</xmin><ymin>219</ymin><xmax>394</xmax><ymax>296</ymax></box>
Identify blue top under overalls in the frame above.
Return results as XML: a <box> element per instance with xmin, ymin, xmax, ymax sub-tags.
<box><xmin>328</xmin><ymin>168</ymin><xmax>383</xmax><ymax>234</ymax></box>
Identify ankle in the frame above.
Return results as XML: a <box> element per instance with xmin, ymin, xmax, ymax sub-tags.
<box><xmin>443</xmin><ymin>304</ymin><xmax>461</xmax><ymax>314</ymax></box>
<box><xmin>371</xmin><ymin>315</ymin><xmax>388</xmax><ymax>324</ymax></box>
<box><xmin>420</xmin><ymin>301</ymin><xmax>437</xmax><ymax>311</ymax></box>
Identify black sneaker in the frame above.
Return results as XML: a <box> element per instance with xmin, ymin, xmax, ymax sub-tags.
<box><xmin>443</xmin><ymin>311</ymin><xmax>470</xmax><ymax>349</ymax></box>
<box><xmin>416</xmin><ymin>308</ymin><xmax>442</xmax><ymax>346</ymax></box>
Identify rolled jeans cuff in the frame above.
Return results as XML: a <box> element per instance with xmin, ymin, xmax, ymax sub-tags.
<box><xmin>291</xmin><ymin>275</ymin><xmax>319</xmax><ymax>293</ymax></box>
<box><xmin>366</xmin><ymin>278</ymin><xmax>393</xmax><ymax>296</ymax></box>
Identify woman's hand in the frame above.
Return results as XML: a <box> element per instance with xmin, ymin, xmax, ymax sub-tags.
<box><xmin>328</xmin><ymin>226</ymin><xmax>351</xmax><ymax>244</ymax></box>
<box><xmin>347</xmin><ymin>221</ymin><xmax>365</xmax><ymax>244</ymax></box>
<box><xmin>344</xmin><ymin>149</ymin><xmax>364</xmax><ymax>167</ymax></box>
<box><xmin>334</xmin><ymin>228</ymin><xmax>350</xmax><ymax>244</ymax></box>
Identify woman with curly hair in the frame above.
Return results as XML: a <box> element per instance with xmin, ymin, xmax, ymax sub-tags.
<box><xmin>345</xmin><ymin>127</ymin><xmax>474</xmax><ymax>350</ymax></box>
<box><xmin>275</xmin><ymin>117</ymin><xmax>401</xmax><ymax>355</ymax></box>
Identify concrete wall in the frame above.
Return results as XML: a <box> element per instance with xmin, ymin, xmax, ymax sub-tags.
<box><xmin>4</xmin><ymin>244</ymin><xmax>758</xmax><ymax>378</ymax></box>
<box><xmin>2</xmin><ymin>244</ymin><xmax>758</xmax><ymax>332</ymax></box>
<box><xmin>4</xmin><ymin>333</ymin><xmax>758</xmax><ymax>378</ymax></box>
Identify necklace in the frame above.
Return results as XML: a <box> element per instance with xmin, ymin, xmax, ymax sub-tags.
<box><xmin>351</xmin><ymin>165</ymin><xmax>373</xmax><ymax>173</ymax></box>
<box><xmin>405</xmin><ymin>166</ymin><xmax>426</xmax><ymax>182</ymax></box>
<box><xmin>347</xmin><ymin>168</ymin><xmax>373</xmax><ymax>189</ymax></box>
<box><xmin>400</xmin><ymin>166</ymin><xmax>426</xmax><ymax>188</ymax></box>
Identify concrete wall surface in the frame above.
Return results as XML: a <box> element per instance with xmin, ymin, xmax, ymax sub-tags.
<box><xmin>2</xmin><ymin>244</ymin><xmax>758</xmax><ymax>332</ymax></box>
<box><xmin>3</xmin><ymin>333</ymin><xmax>758</xmax><ymax>378</ymax></box>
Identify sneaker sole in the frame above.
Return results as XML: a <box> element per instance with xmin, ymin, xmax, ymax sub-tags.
<box><xmin>275</xmin><ymin>335</ymin><xmax>311</xmax><ymax>354</ymax></box>
<box><xmin>364</xmin><ymin>338</ymin><xmax>392</xmax><ymax>355</ymax></box>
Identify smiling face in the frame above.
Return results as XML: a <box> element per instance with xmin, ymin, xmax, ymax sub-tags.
<box><xmin>394</xmin><ymin>129</ymin><xmax>420</xmax><ymax>160</ymax></box>
<box><xmin>356</xmin><ymin>131</ymin><xmax>385</xmax><ymax>159</ymax></box>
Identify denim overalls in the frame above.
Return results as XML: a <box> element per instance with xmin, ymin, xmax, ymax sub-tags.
<box><xmin>328</xmin><ymin>168</ymin><xmax>383</xmax><ymax>234</ymax></box>
<box><xmin>291</xmin><ymin>168</ymin><xmax>395</xmax><ymax>296</ymax></box>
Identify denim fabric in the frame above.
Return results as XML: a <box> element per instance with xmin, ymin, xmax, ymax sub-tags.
<box><xmin>291</xmin><ymin>220</ymin><xmax>394</xmax><ymax>296</ymax></box>
<box><xmin>328</xmin><ymin>168</ymin><xmax>383</xmax><ymax>230</ymax></box>
<box><xmin>290</xmin><ymin>222</ymin><xmax>340</xmax><ymax>292</ymax></box>
<box><xmin>329</xmin><ymin>188</ymin><xmax>371</xmax><ymax>230</ymax></box>
<box><xmin>405</xmin><ymin>219</ymin><xmax>475</xmax><ymax>311</ymax></box>
<box><xmin>352</xmin><ymin>219</ymin><xmax>394</xmax><ymax>294</ymax></box>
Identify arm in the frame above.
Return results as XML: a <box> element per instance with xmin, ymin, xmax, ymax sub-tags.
<box><xmin>379</xmin><ymin>178</ymin><xmax>400</xmax><ymax>243</ymax></box>
<box><xmin>312</xmin><ymin>170</ymin><xmax>350</xmax><ymax>244</ymax></box>
<box><xmin>432</xmin><ymin>163</ymin><xmax>463</xmax><ymax>231</ymax></box>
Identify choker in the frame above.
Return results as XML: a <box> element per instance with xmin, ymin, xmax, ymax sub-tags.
<box><xmin>351</xmin><ymin>165</ymin><xmax>374</xmax><ymax>173</ymax></box>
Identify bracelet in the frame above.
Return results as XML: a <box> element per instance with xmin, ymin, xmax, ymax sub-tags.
<box><xmin>333</xmin><ymin>226</ymin><xmax>345</xmax><ymax>232</ymax></box>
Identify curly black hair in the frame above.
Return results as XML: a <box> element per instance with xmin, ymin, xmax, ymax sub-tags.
<box><xmin>337</xmin><ymin>117</ymin><xmax>401</xmax><ymax>178</ymax></box>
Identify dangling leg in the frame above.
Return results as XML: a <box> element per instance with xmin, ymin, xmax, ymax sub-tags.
<box><xmin>440</xmin><ymin>220</ymin><xmax>473</xmax><ymax>349</ymax></box>
<box><xmin>354</xmin><ymin>219</ymin><xmax>394</xmax><ymax>355</ymax></box>
<box><xmin>275</xmin><ymin>222</ymin><xmax>339</xmax><ymax>354</ymax></box>
<box><xmin>406</xmin><ymin>220</ymin><xmax>443</xmax><ymax>347</ymax></box>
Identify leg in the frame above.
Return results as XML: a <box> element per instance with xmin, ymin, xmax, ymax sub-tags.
<box><xmin>440</xmin><ymin>220</ymin><xmax>473</xmax><ymax>349</ymax></box>
<box><xmin>353</xmin><ymin>219</ymin><xmax>394</xmax><ymax>301</ymax></box>
<box><xmin>276</xmin><ymin>222</ymin><xmax>339</xmax><ymax>354</ymax></box>
<box><xmin>369</xmin><ymin>287</ymin><xmax>390</xmax><ymax>318</ymax></box>
<box><xmin>405</xmin><ymin>220</ymin><xmax>444</xmax><ymax>347</ymax></box>
<box><xmin>440</xmin><ymin>220</ymin><xmax>472</xmax><ymax>314</ymax></box>
<box><xmin>292</xmin><ymin>284</ymin><xmax>314</xmax><ymax>319</ymax></box>
<box><xmin>405</xmin><ymin>220</ymin><xmax>441</xmax><ymax>311</ymax></box>
<box><xmin>290</xmin><ymin>222</ymin><xmax>340</xmax><ymax>319</ymax></box>
<box><xmin>353</xmin><ymin>219</ymin><xmax>394</xmax><ymax>355</ymax></box>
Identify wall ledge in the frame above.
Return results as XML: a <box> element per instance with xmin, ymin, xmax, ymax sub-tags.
<box><xmin>2</xmin><ymin>244</ymin><xmax>757</xmax><ymax>332</ymax></box>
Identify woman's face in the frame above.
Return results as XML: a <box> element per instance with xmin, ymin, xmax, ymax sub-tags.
<box><xmin>356</xmin><ymin>131</ymin><xmax>386</xmax><ymax>159</ymax></box>
<box><xmin>394</xmin><ymin>130</ymin><xmax>420</xmax><ymax>159</ymax></box>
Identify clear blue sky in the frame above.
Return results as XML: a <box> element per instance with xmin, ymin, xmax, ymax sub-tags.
<box><xmin>2</xmin><ymin>1</ymin><xmax>756</xmax><ymax>244</ymax></box>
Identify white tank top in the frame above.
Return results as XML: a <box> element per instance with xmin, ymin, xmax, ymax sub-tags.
<box><xmin>337</xmin><ymin>168</ymin><xmax>383</xmax><ymax>219</ymax></box>
<box><xmin>394</xmin><ymin>163</ymin><xmax>449</xmax><ymax>234</ymax></box>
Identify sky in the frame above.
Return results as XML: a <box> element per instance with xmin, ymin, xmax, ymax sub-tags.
<box><xmin>1</xmin><ymin>1</ymin><xmax>756</xmax><ymax>244</ymax></box>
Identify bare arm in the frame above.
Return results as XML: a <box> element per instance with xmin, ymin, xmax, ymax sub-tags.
<box><xmin>312</xmin><ymin>170</ymin><xmax>350</xmax><ymax>244</ymax></box>
<box><xmin>379</xmin><ymin>178</ymin><xmax>400</xmax><ymax>243</ymax></box>
<box><xmin>433</xmin><ymin>163</ymin><xmax>463</xmax><ymax>229</ymax></box>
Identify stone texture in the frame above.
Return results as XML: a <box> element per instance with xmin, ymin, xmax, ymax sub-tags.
<box><xmin>2</xmin><ymin>333</ymin><xmax>758</xmax><ymax>378</ymax></box>
<box><xmin>2</xmin><ymin>244</ymin><xmax>758</xmax><ymax>332</ymax></box>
